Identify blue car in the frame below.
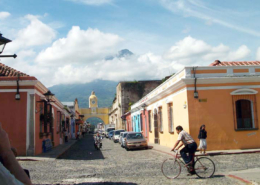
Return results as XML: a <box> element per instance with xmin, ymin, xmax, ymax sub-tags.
<box><xmin>108</xmin><ymin>130</ymin><xmax>114</xmax><ymax>140</ymax></box>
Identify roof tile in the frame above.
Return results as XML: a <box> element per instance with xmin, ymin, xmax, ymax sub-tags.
<box><xmin>0</xmin><ymin>63</ymin><xmax>30</xmax><ymax>77</ymax></box>
<box><xmin>209</xmin><ymin>60</ymin><xmax>260</xmax><ymax>66</ymax></box>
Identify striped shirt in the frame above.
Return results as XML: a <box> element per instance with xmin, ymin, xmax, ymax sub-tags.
<box><xmin>177</xmin><ymin>130</ymin><xmax>195</xmax><ymax>146</ymax></box>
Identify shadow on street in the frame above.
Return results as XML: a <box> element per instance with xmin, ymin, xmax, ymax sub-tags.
<box><xmin>58</xmin><ymin>134</ymin><xmax>105</xmax><ymax>160</ymax></box>
<box><xmin>75</xmin><ymin>182</ymin><xmax>138</xmax><ymax>185</ymax></box>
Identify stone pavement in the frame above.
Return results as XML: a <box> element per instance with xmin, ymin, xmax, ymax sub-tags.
<box><xmin>228</xmin><ymin>168</ymin><xmax>260</xmax><ymax>185</ymax></box>
<box><xmin>17</xmin><ymin>139</ymin><xmax>77</xmax><ymax>161</ymax></box>
<box><xmin>18</xmin><ymin>134</ymin><xmax>260</xmax><ymax>185</ymax></box>
<box><xmin>149</xmin><ymin>142</ymin><xmax>260</xmax><ymax>184</ymax></box>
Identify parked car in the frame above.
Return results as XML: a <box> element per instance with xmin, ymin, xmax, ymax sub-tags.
<box><xmin>112</xmin><ymin>130</ymin><xmax>125</xmax><ymax>143</ymax></box>
<box><xmin>125</xmin><ymin>132</ymin><xmax>148</xmax><ymax>151</ymax></box>
<box><xmin>121</xmin><ymin>132</ymin><xmax>132</xmax><ymax>148</ymax></box>
<box><xmin>108</xmin><ymin>130</ymin><xmax>114</xmax><ymax>140</ymax></box>
<box><xmin>105</xmin><ymin>127</ymin><xmax>115</xmax><ymax>138</ymax></box>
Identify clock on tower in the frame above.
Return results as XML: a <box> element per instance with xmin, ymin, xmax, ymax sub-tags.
<box><xmin>89</xmin><ymin>91</ymin><xmax>98</xmax><ymax>108</ymax></box>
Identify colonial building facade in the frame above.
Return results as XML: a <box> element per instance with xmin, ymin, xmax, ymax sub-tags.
<box><xmin>109</xmin><ymin>81</ymin><xmax>162</xmax><ymax>130</ymax></box>
<box><xmin>131</xmin><ymin>61</ymin><xmax>260</xmax><ymax>150</ymax></box>
<box><xmin>0</xmin><ymin>63</ymin><xmax>71</xmax><ymax>156</ymax></box>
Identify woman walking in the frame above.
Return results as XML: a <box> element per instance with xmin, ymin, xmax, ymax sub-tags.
<box><xmin>198</xmin><ymin>125</ymin><xmax>207</xmax><ymax>154</ymax></box>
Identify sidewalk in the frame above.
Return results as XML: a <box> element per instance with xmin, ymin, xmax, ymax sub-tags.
<box><xmin>148</xmin><ymin>142</ymin><xmax>260</xmax><ymax>157</ymax></box>
<box><xmin>17</xmin><ymin>139</ymin><xmax>77</xmax><ymax>161</ymax></box>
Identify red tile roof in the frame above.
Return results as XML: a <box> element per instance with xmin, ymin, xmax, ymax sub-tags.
<box><xmin>0</xmin><ymin>63</ymin><xmax>30</xmax><ymax>77</ymax></box>
<box><xmin>210</xmin><ymin>60</ymin><xmax>260</xmax><ymax>66</ymax></box>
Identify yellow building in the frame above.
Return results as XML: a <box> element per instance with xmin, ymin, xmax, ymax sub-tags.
<box><xmin>79</xmin><ymin>91</ymin><xmax>109</xmax><ymax>125</ymax></box>
<box><xmin>131</xmin><ymin>61</ymin><xmax>260</xmax><ymax>151</ymax></box>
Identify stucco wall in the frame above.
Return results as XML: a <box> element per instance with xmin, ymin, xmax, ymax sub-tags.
<box><xmin>187</xmin><ymin>88</ymin><xmax>260</xmax><ymax>150</ymax></box>
<box><xmin>35</xmin><ymin>94</ymin><xmax>62</xmax><ymax>155</ymax></box>
<box><xmin>0</xmin><ymin>92</ymin><xmax>27</xmax><ymax>156</ymax></box>
<box><xmin>148</xmin><ymin>89</ymin><xmax>189</xmax><ymax>147</ymax></box>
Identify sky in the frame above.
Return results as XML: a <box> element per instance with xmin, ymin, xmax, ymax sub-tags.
<box><xmin>0</xmin><ymin>0</ymin><xmax>260</xmax><ymax>87</ymax></box>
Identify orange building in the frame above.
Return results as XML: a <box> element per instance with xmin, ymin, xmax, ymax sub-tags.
<box><xmin>131</xmin><ymin>61</ymin><xmax>260</xmax><ymax>150</ymax></box>
<box><xmin>0</xmin><ymin>63</ymin><xmax>67</xmax><ymax>156</ymax></box>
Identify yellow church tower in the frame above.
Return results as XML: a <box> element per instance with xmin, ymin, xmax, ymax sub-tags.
<box><xmin>89</xmin><ymin>91</ymin><xmax>98</xmax><ymax>108</ymax></box>
<box><xmin>79</xmin><ymin>91</ymin><xmax>109</xmax><ymax>125</ymax></box>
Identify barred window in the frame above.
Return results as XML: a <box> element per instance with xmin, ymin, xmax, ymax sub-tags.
<box><xmin>158</xmin><ymin>107</ymin><xmax>163</xmax><ymax>132</ymax></box>
<box><xmin>232</xmin><ymin>94</ymin><xmax>258</xmax><ymax>130</ymax></box>
<box><xmin>148</xmin><ymin>111</ymin><xmax>152</xmax><ymax>132</ymax></box>
<box><xmin>168</xmin><ymin>103</ymin><xmax>174</xmax><ymax>133</ymax></box>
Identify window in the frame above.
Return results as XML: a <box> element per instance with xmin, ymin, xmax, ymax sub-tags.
<box><xmin>232</xmin><ymin>94</ymin><xmax>258</xmax><ymax>130</ymax></box>
<box><xmin>140</xmin><ymin>114</ymin><xmax>143</xmax><ymax>131</ymax></box>
<box><xmin>168</xmin><ymin>103</ymin><xmax>174</xmax><ymax>133</ymax></box>
<box><xmin>158</xmin><ymin>107</ymin><xmax>163</xmax><ymax>132</ymax></box>
<box><xmin>57</xmin><ymin>111</ymin><xmax>61</xmax><ymax>133</ymax></box>
<box><xmin>148</xmin><ymin>111</ymin><xmax>152</xmax><ymax>132</ymax></box>
<box><xmin>236</xmin><ymin>100</ymin><xmax>253</xmax><ymax>129</ymax></box>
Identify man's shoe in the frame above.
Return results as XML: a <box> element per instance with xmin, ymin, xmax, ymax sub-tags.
<box><xmin>187</xmin><ymin>170</ymin><xmax>196</xmax><ymax>176</ymax></box>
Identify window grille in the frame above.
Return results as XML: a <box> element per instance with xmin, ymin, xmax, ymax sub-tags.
<box><xmin>148</xmin><ymin>111</ymin><xmax>152</xmax><ymax>132</ymax></box>
<box><xmin>158</xmin><ymin>107</ymin><xmax>163</xmax><ymax>132</ymax></box>
<box><xmin>168</xmin><ymin>103</ymin><xmax>174</xmax><ymax>133</ymax></box>
<box><xmin>232</xmin><ymin>95</ymin><xmax>258</xmax><ymax>130</ymax></box>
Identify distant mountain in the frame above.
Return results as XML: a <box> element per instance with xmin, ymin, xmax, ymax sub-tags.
<box><xmin>105</xmin><ymin>49</ymin><xmax>133</xmax><ymax>60</ymax></box>
<box><xmin>49</xmin><ymin>79</ymin><xmax>118</xmax><ymax>108</ymax></box>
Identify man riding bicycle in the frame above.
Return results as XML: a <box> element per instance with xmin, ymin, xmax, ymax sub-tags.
<box><xmin>171</xmin><ymin>126</ymin><xmax>197</xmax><ymax>175</ymax></box>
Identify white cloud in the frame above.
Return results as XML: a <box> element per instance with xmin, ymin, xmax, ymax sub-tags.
<box><xmin>36</xmin><ymin>26</ymin><xmax>123</xmax><ymax>66</ymax></box>
<box><xmin>0</xmin><ymin>12</ymin><xmax>10</xmax><ymax>20</ymax></box>
<box><xmin>163</xmin><ymin>36</ymin><xmax>251</xmax><ymax>65</ymax></box>
<box><xmin>5</xmin><ymin>15</ymin><xmax>56</xmax><ymax>53</ymax></box>
<box><xmin>159</xmin><ymin>0</ymin><xmax>260</xmax><ymax>37</ymax></box>
<box><xmin>66</xmin><ymin>0</ymin><xmax>113</xmax><ymax>5</ymax></box>
<box><xmin>0</xmin><ymin>13</ymin><xmax>255</xmax><ymax>87</ymax></box>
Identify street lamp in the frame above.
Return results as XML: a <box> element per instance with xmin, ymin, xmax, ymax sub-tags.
<box><xmin>15</xmin><ymin>74</ymin><xmax>20</xmax><ymax>100</ymax></box>
<box><xmin>0</xmin><ymin>33</ymin><xmax>17</xmax><ymax>58</ymax></box>
<box><xmin>44</xmin><ymin>90</ymin><xmax>54</xmax><ymax>102</ymax></box>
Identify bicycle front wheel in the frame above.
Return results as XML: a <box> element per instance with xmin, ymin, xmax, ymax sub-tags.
<box><xmin>161</xmin><ymin>158</ymin><xmax>181</xmax><ymax>179</ymax></box>
<box><xmin>194</xmin><ymin>157</ymin><xmax>215</xmax><ymax>178</ymax></box>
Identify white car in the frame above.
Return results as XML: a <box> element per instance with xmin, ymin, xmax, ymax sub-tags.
<box><xmin>112</xmin><ymin>130</ymin><xmax>125</xmax><ymax>143</ymax></box>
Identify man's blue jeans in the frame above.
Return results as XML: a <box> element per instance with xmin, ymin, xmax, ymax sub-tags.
<box><xmin>180</xmin><ymin>142</ymin><xmax>197</xmax><ymax>164</ymax></box>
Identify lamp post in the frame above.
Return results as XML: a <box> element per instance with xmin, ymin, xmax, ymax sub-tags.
<box><xmin>0</xmin><ymin>33</ymin><xmax>17</xmax><ymax>58</ymax></box>
<box><xmin>43</xmin><ymin>90</ymin><xmax>55</xmax><ymax>103</ymax></box>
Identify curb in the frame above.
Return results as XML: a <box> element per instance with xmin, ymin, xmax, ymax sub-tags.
<box><xmin>227</xmin><ymin>174</ymin><xmax>253</xmax><ymax>185</ymax></box>
<box><xmin>149</xmin><ymin>145</ymin><xmax>260</xmax><ymax>157</ymax></box>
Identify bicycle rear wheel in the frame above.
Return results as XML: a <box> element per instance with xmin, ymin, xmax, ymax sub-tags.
<box><xmin>161</xmin><ymin>158</ymin><xmax>181</xmax><ymax>179</ymax></box>
<box><xmin>194</xmin><ymin>157</ymin><xmax>215</xmax><ymax>178</ymax></box>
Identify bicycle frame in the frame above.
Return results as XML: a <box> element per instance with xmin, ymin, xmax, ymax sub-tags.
<box><xmin>172</xmin><ymin>150</ymin><xmax>196</xmax><ymax>170</ymax></box>
<box><xmin>173</xmin><ymin>150</ymin><xmax>214</xmax><ymax>177</ymax></box>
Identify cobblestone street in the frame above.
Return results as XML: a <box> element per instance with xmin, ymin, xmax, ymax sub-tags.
<box><xmin>20</xmin><ymin>135</ymin><xmax>260</xmax><ymax>185</ymax></box>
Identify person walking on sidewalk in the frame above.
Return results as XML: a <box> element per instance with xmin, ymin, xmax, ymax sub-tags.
<box><xmin>198</xmin><ymin>125</ymin><xmax>207</xmax><ymax>154</ymax></box>
<box><xmin>171</xmin><ymin>126</ymin><xmax>197</xmax><ymax>175</ymax></box>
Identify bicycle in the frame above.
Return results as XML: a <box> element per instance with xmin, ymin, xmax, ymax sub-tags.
<box><xmin>161</xmin><ymin>150</ymin><xmax>215</xmax><ymax>179</ymax></box>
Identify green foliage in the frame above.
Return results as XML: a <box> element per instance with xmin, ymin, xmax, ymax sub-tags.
<box><xmin>128</xmin><ymin>101</ymin><xmax>133</xmax><ymax>111</ymax></box>
<box><xmin>161</xmin><ymin>73</ymin><xmax>175</xmax><ymax>83</ymax></box>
